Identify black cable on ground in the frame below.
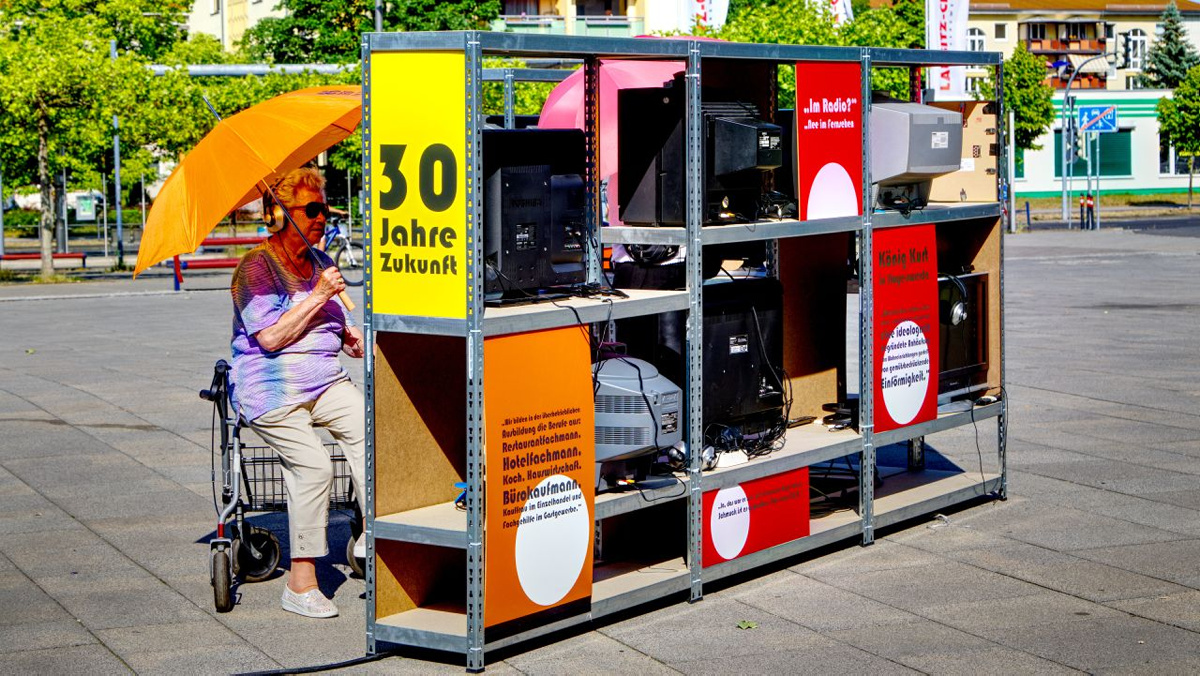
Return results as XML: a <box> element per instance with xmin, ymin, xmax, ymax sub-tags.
<box><xmin>237</xmin><ymin>650</ymin><xmax>400</xmax><ymax>676</ymax></box>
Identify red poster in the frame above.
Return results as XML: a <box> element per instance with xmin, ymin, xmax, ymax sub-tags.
<box><xmin>702</xmin><ymin>468</ymin><xmax>809</xmax><ymax>567</ymax></box>
<box><xmin>794</xmin><ymin>62</ymin><xmax>863</xmax><ymax>221</ymax></box>
<box><xmin>872</xmin><ymin>225</ymin><xmax>939</xmax><ymax>433</ymax></box>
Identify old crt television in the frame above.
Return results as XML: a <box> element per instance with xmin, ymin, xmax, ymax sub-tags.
<box><xmin>870</xmin><ymin>95</ymin><xmax>963</xmax><ymax>210</ymax></box>
<box><xmin>618</xmin><ymin>277</ymin><xmax>785</xmax><ymax>434</ymax></box>
<box><xmin>938</xmin><ymin>272</ymin><xmax>989</xmax><ymax>403</ymax></box>
<box><xmin>618</xmin><ymin>74</ymin><xmax>783</xmax><ymax>226</ymax></box>
<box><xmin>483</xmin><ymin>129</ymin><xmax>587</xmax><ymax>298</ymax></box>
<box><xmin>703</xmin><ymin>277</ymin><xmax>786</xmax><ymax>430</ymax></box>
<box><xmin>592</xmin><ymin>357</ymin><xmax>683</xmax><ymax>491</ymax></box>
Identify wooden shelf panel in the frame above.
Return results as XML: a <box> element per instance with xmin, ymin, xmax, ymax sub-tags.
<box><xmin>374</xmin><ymin>606</ymin><xmax>469</xmax><ymax>653</ymax></box>
<box><xmin>376</xmin><ymin>423</ymin><xmax>864</xmax><ymax>544</ymax></box>
<box><xmin>374</xmin><ymin>557</ymin><xmax>691</xmax><ymax>654</ymax></box>
<box><xmin>371</xmin><ymin>289</ymin><xmax>689</xmax><ymax>337</ymax></box>
<box><xmin>704</xmin><ymin>508</ymin><xmax>862</xmax><ymax>582</ymax></box>
<box><xmin>699</xmin><ymin>424</ymin><xmax>861</xmax><ymax>492</ymax></box>
<box><xmin>375</xmin><ymin>502</ymin><xmax>468</xmax><ymax>549</ymax></box>
<box><xmin>483</xmin><ymin>288</ymin><xmax>688</xmax><ymax>336</ymax></box>
<box><xmin>873</xmin><ymin>202</ymin><xmax>1001</xmax><ymax>230</ymax></box>
<box><xmin>872</xmin><ymin>401</ymin><xmax>1002</xmax><ymax>448</ymax></box>
<box><xmin>873</xmin><ymin>469</ymin><xmax>1001</xmax><ymax>530</ymax></box>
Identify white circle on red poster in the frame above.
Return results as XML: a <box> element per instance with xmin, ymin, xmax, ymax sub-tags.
<box><xmin>514</xmin><ymin>475</ymin><xmax>590</xmax><ymax>606</ymax></box>
<box><xmin>710</xmin><ymin>485</ymin><xmax>751</xmax><ymax>560</ymax></box>
<box><xmin>806</xmin><ymin>162</ymin><xmax>858</xmax><ymax>219</ymax></box>
<box><xmin>881</xmin><ymin>320</ymin><xmax>931</xmax><ymax>425</ymax></box>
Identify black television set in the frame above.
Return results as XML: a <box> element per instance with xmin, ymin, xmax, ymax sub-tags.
<box><xmin>617</xmin><ymin>74</ymin><xmax>783</xmax><ymax>227</ymax></box>
<box><xmin>482</xmin><ymin>129</ymin><xmax>587</xmax><ymax>300</ymax></box>
<box><xmin>938</xmin><ymin>271</ymin><xmax>989</xmax><ymax>403</ymax></box>
<box><xmin>617</xmin><ymin>277</ymin><xmax>786</xmax><ymax>445</ymax></box>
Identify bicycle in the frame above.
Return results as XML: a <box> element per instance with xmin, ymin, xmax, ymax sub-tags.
<box><xmin>321</xmin><ymin>216</ymin><xmax>365</xmax><ymax>287</ymax></box>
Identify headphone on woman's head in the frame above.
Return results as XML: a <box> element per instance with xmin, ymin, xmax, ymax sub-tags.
<box><xmin>261</xmin><ymin>189</ymin><xmax>285</xmax><ymax>233</ymax></box>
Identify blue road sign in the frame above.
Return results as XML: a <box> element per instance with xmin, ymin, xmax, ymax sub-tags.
<box><xmin>1078</xmin><ymin>105</ymin><xmax>1118</xmax><ymax>133</ymax></box>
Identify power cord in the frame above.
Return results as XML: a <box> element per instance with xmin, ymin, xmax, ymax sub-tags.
<box><xmin>236</xmin><ymin>650</ymin><xmax>400</xmax><ymax>676</ymax></box>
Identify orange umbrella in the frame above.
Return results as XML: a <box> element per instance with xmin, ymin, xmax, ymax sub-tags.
<box><xmin>134</xmin><ymin>85</ymin><xmax>362</xmax><ymax>278</ymax></box>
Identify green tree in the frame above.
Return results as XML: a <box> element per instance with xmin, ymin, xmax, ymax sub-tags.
<box><xmin>983</xmin><ymin>42</ymin><xmax>1054</xmax><ymax>151</ymax></box>
<box><xmin>242</xmin><ymin>0</ymin><xmax>501</xmax><ymax>64</ymax></box>
<box><xmin>1157</xmin><ymin>65</ymin><xmax>1200</xmax><ymax>207</ymax></box>
<box><xmin>0</xmin><ymin>0</ymin><xmax>190</xmax><ymax>277</ymax></box>
<box><xmin>1140</xmin><ymin>0</ymin><xmax>1200</xmax><ymax>89</ymax></box>
<box><xmin>0</xmin><ymin>16</ymin><xmax>149</xmax><ymax>277</ymax></box>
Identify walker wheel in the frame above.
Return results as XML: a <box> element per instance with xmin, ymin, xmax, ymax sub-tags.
<box><xmin>212</xmin><ymin>550</ymin><xmax>233</xmax><ymax>613</ymax></box>
<box><xmin>236</xmin><ymin>527</ymin><xmax>281</xmax><ymax>583</ymax></box>
<box><xmin>346</xmin><ymin>536</ymin><xmax>366</xmax><ymax>578</ymax></box>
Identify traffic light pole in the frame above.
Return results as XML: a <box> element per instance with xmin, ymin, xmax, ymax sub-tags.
<box><xmin>1060</xmin><ymin>52</ymin><xmax>1111</xmax><ymax>228</ymax></box>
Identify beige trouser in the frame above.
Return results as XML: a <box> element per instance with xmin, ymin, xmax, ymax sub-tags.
<box><xmin>249</xmin><ymin>379</ymin><xmax>366</xmax><ymax>559</ymax></box>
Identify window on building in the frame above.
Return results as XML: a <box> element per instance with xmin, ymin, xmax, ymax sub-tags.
<box><xmin>968</xmin><ymin>28</ymin><xmax>986</xmax><ymax>52</ymax></box>
<box><xmin>505</xmin><ymin>0</ymin><xmax>538</xmax><ymax>13</ymax></box>
<box><xmin>1105</xmin><ymin>23</ymin><xmax>1114</xmax><ymax>39</ymax></box>
<box><xmin>995</xmin><ymin>23</ymin><xmax>1007</xmax><ymax>40</ymax></box>
<box><xmin>1129</xmin><ymin>29</ymin><xmax>1147</xmax><ymax>70</ymax></box>
<box><xmin>211</xmin><ymin>0</ymin><xmax>220</xmax><ymax>14</ymax></box>
<box><xmin>1054</xmin><ymin>129</ymin><xmax>1133</xmax><ymax>177</ymax></box>
<box><xmin>1160</xmin><ymin>137</ymin><xmax>1194</xmax><ymax>175</ymax></box>
<box><xmin>1126</xmin><ymin>75</ymin><xmax>1145</xmax><ymax>89</ymax></box>
<box><xmin>576</xmin><ymin>0</ymin><xmax>622</xmax><ymax>16</ymax></box>
<box><xmin>1014</xmin><ymin>147</ymin><xmax>1025</xmax><ymax>179</ymax></box>
<box><xmin>1028</xmin><ymin>24</ymin><xmax>1046</xmax><ymax>40</ymax></box>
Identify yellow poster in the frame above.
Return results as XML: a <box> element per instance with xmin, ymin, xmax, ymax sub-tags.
<box><xmin>368</xmin><ymin>51</ymin><xmax>467</xmax><ymax>319</ymax></box>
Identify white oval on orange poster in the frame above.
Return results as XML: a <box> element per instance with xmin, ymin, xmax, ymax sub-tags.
<box><xmin>514</xmin><ymin>475</ymin><xmax>591</xmax><ymax>606</ymax></box>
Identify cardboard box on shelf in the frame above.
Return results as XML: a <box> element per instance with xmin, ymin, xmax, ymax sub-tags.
<box><xmin>927</xmin><ymin>100</ymin><xmax>998</xmax><ymax>203</ymax></box>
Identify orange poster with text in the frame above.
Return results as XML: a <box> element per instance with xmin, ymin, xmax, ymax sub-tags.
<box><xmin>483</xmin><ymin>326</ymin><xmax>595</xmax><ymax>635</ymax></box>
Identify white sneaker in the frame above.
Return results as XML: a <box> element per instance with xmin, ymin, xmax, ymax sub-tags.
<box><xmin>281</xmin><ymin>585</ymin><xmax>338</xmax><ymax>618</ymax></box>
<box><xmin>353</xmin><ymin>534</ymin><xmax>366</xmax><ymax>560</ymax></box>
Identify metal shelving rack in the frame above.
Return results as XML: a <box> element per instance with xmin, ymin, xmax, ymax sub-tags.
<box><xmin>361</xmin><ymin>31</ymin><xmax>1006</xmax><ymax>672</ymax></box>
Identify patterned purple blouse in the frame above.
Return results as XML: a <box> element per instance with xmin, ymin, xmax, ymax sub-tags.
<box><xmin>229</xmin><ymin>244</ymin><xmax>355</xmax><ymax>422</ymax></box>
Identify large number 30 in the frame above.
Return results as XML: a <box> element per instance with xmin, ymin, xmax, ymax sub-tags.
<box><xmin>378</xmin><ymin>143</ymin><xmax>457</xmax><ymax>212</ymax></box>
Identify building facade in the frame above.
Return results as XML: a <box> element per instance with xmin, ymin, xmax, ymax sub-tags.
<box><xmin>189</xmin><ymin>0</ymin><xmax>713</xmax><ymax>44</ymax></box>
<box><xmin>188</xmin><ymin>0</ymin><xmax>284</xmax><ymax>50</ymax></box>
<box><xmin>967</xmin><ymin>0</ymin><xmax>1200</xmax><ymax>92</ymax></box>
<box><xmin>1011</xmin><ymin>89</ymin><xmax>1197</xmax><ymax>198</ymax></box>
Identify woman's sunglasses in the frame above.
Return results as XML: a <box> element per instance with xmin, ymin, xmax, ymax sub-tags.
<box><xmin>291</xmin><ymin>201</ymin><xmax>330</xmax><ymax>219</ymax></box>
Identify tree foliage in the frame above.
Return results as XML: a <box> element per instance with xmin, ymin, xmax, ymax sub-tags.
<box><xmin>982</xmin><ymin>42</ymin><xmax>1055</xmax><ymax>151</ymax></box>
<box><xmin>1157</xmin><ymin>65</ymin><xmax>1200</xmax><ymax>207</ymax></box>
<box><xmin>715</xmin><ymin>0</ymin><xmax>922</xmax><ymax>106</ymax></box>
<box><xmin>0</xmin><ymin>8</ymin><xmax>164</xmax><ymax>276</ymax></box>
<box><xmin>1140</xmin><ymin>0</ymin><xmax>1200</xmax><ymax>90</ymax></box>
<box><xmin>241</xmin><ymin>0</ymin><xmax>500</xmax><ymax>64</ymax></box>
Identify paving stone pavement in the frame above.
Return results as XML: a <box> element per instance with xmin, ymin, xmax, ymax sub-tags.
<box><xmin>1</xmin><ymin>227</ymin><xmax>1199</xmax><ymax>674</ymax></box>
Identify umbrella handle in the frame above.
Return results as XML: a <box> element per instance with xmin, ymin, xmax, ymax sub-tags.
<box><xmin>339</xmin><ymin>290</ymin><xmax>356</xmax><ymax>312</ymax></box>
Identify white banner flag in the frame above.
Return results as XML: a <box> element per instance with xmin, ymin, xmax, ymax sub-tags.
<box><xmin>927</xmin><ymin>0</ymin><xmax>970</xmax><ymax>98</ymax></box>
<box><xmin>694</xmin><ymin>0</ymin><xmax>731</xmax><ymax>31</ymax></box>
<box><xmin>829</xmin><ymin>0</ymin><xmax>854</xmax><ymax>25</ymax></box>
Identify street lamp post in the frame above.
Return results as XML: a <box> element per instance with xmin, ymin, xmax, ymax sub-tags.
<box><xmin>1060</xmin><ymin>52</ymin><xmax>1111</xmax><ymax>227</ymax></box>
